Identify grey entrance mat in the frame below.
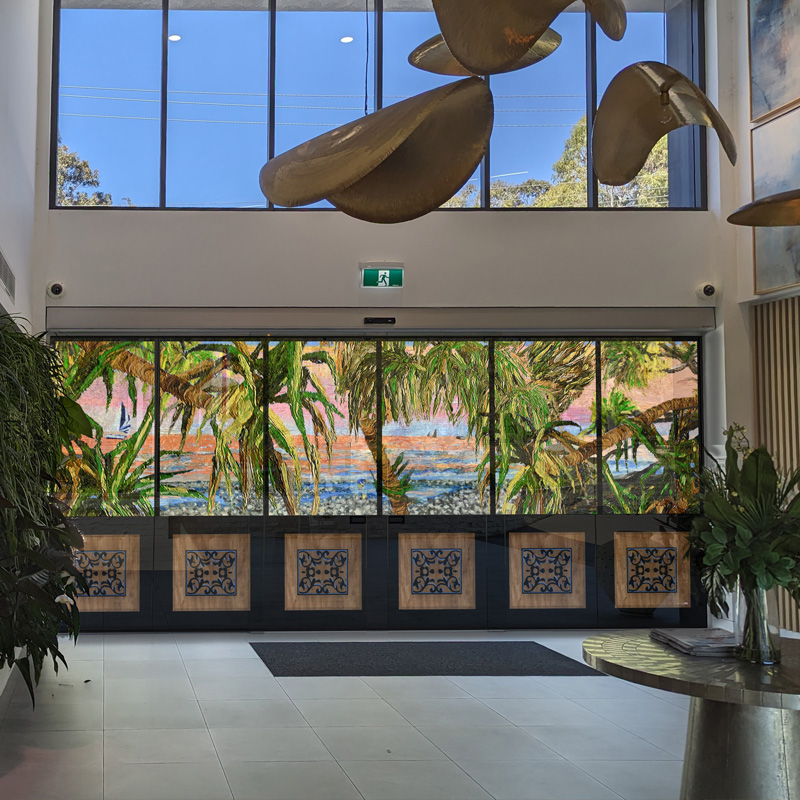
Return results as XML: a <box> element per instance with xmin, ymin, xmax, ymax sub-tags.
<box><xmin>248</xmin><ymin>641</ymin><xmax>600</xmax><ymax>677</ymax></box>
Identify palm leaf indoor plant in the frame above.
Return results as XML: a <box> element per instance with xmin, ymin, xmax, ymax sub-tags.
<box><xmin>690</xmin><ymin>425</ymin><xmax>800</xmax><ymax>664</ymax></box>
<box><xmin>0</xmin><ymin>314</ymin><xmax>89</xmax><ymax>703</ymax></box>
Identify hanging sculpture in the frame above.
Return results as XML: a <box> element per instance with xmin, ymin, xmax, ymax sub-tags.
<box><xmin>430</xmin><ymin>0</ymin><xmax>626</xmax><ymax>75</ymax></box>
<box><xmin>409</xmin><ymin>29</ymin><xmax>562</xmax><ymax>77</ymax></box>
<box><xmin>258</xmin><ymin>1</ymin><xmax>741</xmax><ymax>224</ymax></box>
<box><xmin>259</xmin><ymin>78</ymin><xmax>493</xmax><ymax>224</ymax></box>
<box><xmin>592</xmin><ymin>61</ymin><xmax>737</xmax><ymax>186</ymax></box>
<box><xmin>728</xmin><ymin>189</ymin><xmax>800</xmax><ymax>226</ymax></box>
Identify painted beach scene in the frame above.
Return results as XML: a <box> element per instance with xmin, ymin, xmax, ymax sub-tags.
<box><xmin>750</xmin><ymin>0</ymin><xmax>800</xmax><ymax>120</ymax></box>
<box><xmin>753</xmin><ymin>107</ymin><xmax>800</xmax><ymax>293</ymax></box>
<box><xmin>55</xmin><ymin>339</ymin><xmax>699</xmax><ymax>517</ymax></box>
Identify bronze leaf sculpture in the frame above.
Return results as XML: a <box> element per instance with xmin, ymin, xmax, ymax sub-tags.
<box><xmin>728</xmin><ymin>189</ymin><xmax>800</xmax><ymax>227</ymax></box>
<box><xmin>259</xmin><ymin>78</ymin><xmax>493</xmax><ymax>224</ymax></box>
<box><xmin>409</xmin><ymin>29</ymin><xmax>562</xmax><ymax>77</ymax></box>
<box><xmin>592</xmin><ymin>61</ymin><xmax>737</xmax><ymax>186</ymax></box>
<box><xmin>431</xmin><ymin>0</ymin><xmax>626</xmax><ymax>75</ymax></box>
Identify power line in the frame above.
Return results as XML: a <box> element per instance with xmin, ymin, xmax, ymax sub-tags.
<box><xmin>61</xmin><ymin>112</ymin><xmax>579</xmax><ymax>128</ymax></box>
<box><xmin>60</xmin><ymin>84</ymin><xmax>584</xmax><ymax>100</ymax></box>
<box><xmin>62</xmin><ymin>94</ymin><xmax>583</xmax><ymax>113</ymax></box>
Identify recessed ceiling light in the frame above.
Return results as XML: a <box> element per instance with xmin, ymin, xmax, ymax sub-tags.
<box><xmin>168</xmin><ymin>34</ymin><xmax>182</xmax><ymax>42</ymax></box>
<box><xmin>340</xmin><ymin>36</ymin><xmax>354</xmax><ymax>43</ymax></box>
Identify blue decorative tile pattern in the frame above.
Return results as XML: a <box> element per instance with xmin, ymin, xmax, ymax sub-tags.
<box><xmin>627</xmin><ymin>547</ymin><xmax>678</xmax><ymax>593</ymax></box>
<box><xmin>521</xmin><ymin>547</ymin><xmax>572</xmax><ymax>594</ymax></box>
<box><xmin>186</xmin><ymin>550</ymin><xmax>237</xmax><ymax>596</ymax></box>
<box><xmin>74</xmin><ymin>550</ymin><xmax>127</xmax><ymax>597</ymax></box>
<box><xmin>297</xmin><ymin>549</ymin><xmax>349</xmax><ymax>595</ymax></box>
<box><xmin>411</xmin><ymin>548</ymin><xmax>462</xmax><ymax>594</ymax></box>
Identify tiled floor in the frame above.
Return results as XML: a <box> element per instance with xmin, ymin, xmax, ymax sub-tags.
<box><xmin>0</xmin><ymin>630</ymin><xmax>688</xmax><ymax>800</ymax></box>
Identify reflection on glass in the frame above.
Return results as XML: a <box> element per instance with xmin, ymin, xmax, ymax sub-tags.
<box><xmin>58</xmin><ymin>3</ymin><xmax>161</xmax><ymax>206</ymax></box>
<box><xmin>381</xmin><ymin>341</ymin><xmax>489</xmax><ymax>515</ymax></box>
<box><xmin>600</xmin><ymin>341</ymin><xmax>699</xmax><ymax>514</ymax></box>
<box><xmin>159</xmin><ymin>341</ymin><xmax>264</xmax><ymax>516</ymax></box>
<box><xmin>495</xmin><ymin>341</ymin><xmax>597</xmax><ymax>514</ymax></box>
<box><xmin>273</xmin><ymin>1</ymin><xmax>375</xmax><ymax>208</ymax></box>
<box><xmin>166</xmin><ymin>1</ymin><xmax>270</xmax><ymax>208</ymax></box>
<box><xmin>597</xmin><ymin>8</ymin><xmax>668</xmax><ymax>208</ymax></box>
<box><xmin>56</xmin><ymin>340</ymin><xmax>156</xmax><ymax>515</ymax></box>
<box><xmin>489</xmin><ymin>8</ymin><xmax>587</xmax><ymax>208</ymax></box>
<box><xmin>268</xmin><ymin>341</ymin><xmax>377</xmax><ymax>515</ymax></box>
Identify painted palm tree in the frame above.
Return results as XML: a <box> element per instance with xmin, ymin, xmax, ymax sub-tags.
<box><xmin>333</xmin><ymin>340</ymin><xmax>424</xmax><ymax>514</ymax></box>
<box><xmin>493</xmin><ymin>340</ymin><xmax>596</xmax><ymax>514</ymax></box>
<box><xmin>575</xmin><ymin>340</ymin><xmax>700</xmax><ymax>513</ymax></box>
<box><xmin>59</xmin><ymin>398</ymin><xmax>204</xmax><ymax>516</ymax></box>
<box><xmin>265</xmin><ymin>341</ymin><xmax>340</xmax><ymax>515</ymax></box>
<box><xmin>158</xmin><ymin>341</ymin><xmax>267</xmax><ymax>514</ymax></box>
<box><xmin>57</xmin><ymin>339</ymin><xmax>338</xmax><ymax>516</ymax></box>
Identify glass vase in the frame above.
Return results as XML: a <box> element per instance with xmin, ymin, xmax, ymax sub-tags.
<box><xmin>735</xmin><ymin>585</ymin><xmax>782</xmax><ymax>665</ymax></box>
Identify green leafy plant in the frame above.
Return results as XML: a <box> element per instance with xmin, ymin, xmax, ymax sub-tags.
<box><xmin>60</xmin><ymin>399</ymin><xmax>202</xmax><ymax>516</ymax></box>
<box><xmin>0</xmin><ymin>315</ymin><xmax>90</xmax><ymax>705</ymax></box>
<box><xmin>690</xmin><ymin>424</ymin><xmax>800</xmax><ymax>617</ymax></box>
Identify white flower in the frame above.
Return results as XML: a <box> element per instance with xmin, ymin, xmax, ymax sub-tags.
<box><xmin>55</xmin><ymin>594</ymin><xmax>74</xmax><ymax>606</ymax></box>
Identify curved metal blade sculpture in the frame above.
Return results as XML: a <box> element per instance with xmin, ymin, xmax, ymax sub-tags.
<box><xmin>259</xmin><ymin>2</ymin><xmax>741</xmax><ymax>224</ymax></box>
<box><xmin>430</xmin><ymin>0</ymin><xmax>626</xmax><ymax>75</ymax></box>
<box><xmin>409</xmin><ymin>29</ymin><xmax>562</xmax><ymax>77</ymax></box>
<box><xmin>592</xmin><ymin>61</ymin><xmax>737</xmax><ymax>186</ymax></box>
<box><xmin>728</xmin><ymin>189</ymin><xmax>800</xmax><ymax>227</ymax></box>
<box><xmin>259</xmin><ymin>78</ymin><xmax>494</xmax><ymax>224</ymax></box>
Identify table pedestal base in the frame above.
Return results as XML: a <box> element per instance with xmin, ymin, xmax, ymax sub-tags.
<box><xmin>681</xmin><ymin>697</ymin><xmax>800</xmax><ymax>800</ymax></box>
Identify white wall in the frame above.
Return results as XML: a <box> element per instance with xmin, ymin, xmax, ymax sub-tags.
<box><xmin>38</xmin><ymin>208</ymin><xmax>725</xmax><ymax>310</ymax></box>
<box><xmin>0</xmin><ymin>0</ymin><xmax>41</xmax><ymax>321</ymax></box>
<box><xmin>702</xmin><ymin>0</ymin><xmax>756</xmax><ymax>440</ymax></box>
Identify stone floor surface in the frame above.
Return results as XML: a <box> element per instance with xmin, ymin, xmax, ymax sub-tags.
<box><xmin>0</xmin><ymin>630</ymin><xmax>688</xmax><ymax>800</ymax></box>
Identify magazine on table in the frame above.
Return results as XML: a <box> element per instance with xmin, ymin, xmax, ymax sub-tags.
<box><xmin>650</xmin><ymin>628</ymin><xmax>737</xmax><ymax>657</ymax></box>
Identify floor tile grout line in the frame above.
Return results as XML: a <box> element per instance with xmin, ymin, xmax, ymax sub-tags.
<box><xmin>172</xmin><ymin>635</ymin><xmax>236</xmax><ymax>800</ymax></box>
<box><xmin>252</xmin><ymin>668</ymin><xmax>369</xmax><ymax>800</ymax></box>
<box><xmin>569</xmin><ymin>759</ymin><xmax>650</xmax><ymax>800</ymax></box>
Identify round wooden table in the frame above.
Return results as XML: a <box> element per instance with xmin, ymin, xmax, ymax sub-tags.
<box><xmin>583</xmin><ymin>631</ymin><xmax>800</xmax><ymax>800</ymax></box>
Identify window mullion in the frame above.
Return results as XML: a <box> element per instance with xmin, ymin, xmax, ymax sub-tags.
<box><xmin>585</xmin><ymin>10</ymin><xmax>598</xmax><ymax>209</ymax></box>
<box><xmin>160</xmin><ymin>0</ymin><xmax>169</xmax><ymax>208</ymax></box>
<box><xmin>375</xmin><ymin>0</ymin><xmax>383</xmax><ymax>111</ymax></box>
<box><xmin>268</xmin><ymin>0</ymin><xmax>277</xmax><ymax>208</ymax></box>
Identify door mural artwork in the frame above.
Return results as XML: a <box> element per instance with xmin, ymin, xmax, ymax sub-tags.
<box><xmin>74</xmin><ymin>534</ymin><xmax>140</xmax><ymax>613</ymax></box>
<box><xmin>613</xmin><ymin>531</ymin><xmax>690</xmax><ymax>609</ymax></box>
<box><xmin>54</xmin><ymin>337</ymin><xmax>704</xmax><ymax>629</ymax></box>
<box><xmin>398</xmin><ymin>532</ymin><xmax>476</xmax><ymax>610</ymax></box>
<box><xmin>508</xmin><ymin>532</ymin><xmax>587</xmax><ymax>610</ymax></box>
<box><xmin>172</xmin><ymin>532</ymin><xmax>251</xmax><ymax>612</ymax></box>
<box><xmin>284</xmin><ymin>533</ymin><xmax>363</xmax><ymax>611</ymax></box>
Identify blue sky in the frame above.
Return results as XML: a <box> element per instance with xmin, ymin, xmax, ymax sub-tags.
<box><xmin>58</xmin><ymin>8</ymin><xmax>664</xmax><ymax>208</ymax></box>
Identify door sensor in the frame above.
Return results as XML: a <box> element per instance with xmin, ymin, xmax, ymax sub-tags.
<box><xmin>364</xmin><ymin>317</ymin><xmax>396</xmax><ymax>325</ymax></box>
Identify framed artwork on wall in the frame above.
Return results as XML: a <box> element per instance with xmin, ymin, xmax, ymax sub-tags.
<box><xmin>749</xmin><ymin>0</ymin><xmax>800</xmax><ymax>122</ymax></box>
<box><xmin>752</xmin><ymin>108</ymin><xmax>800</xmax><ymax>294</ymax></box>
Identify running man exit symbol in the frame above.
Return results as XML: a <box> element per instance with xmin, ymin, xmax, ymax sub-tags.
<box><xmin>360</xmin><ymin>265</ymin><xmax>404</xmax><ymax>288</ymax></box>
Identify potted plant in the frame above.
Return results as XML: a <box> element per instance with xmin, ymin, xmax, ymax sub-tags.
<box><xmin>0</xmin><ymin>314</ymin><xmax>90</xmax><ymax>704</ymax></box>
<box><xmin>690</xmin><ymin>424</ymin><xmax>800</xmax><ymax>664</ymax></box>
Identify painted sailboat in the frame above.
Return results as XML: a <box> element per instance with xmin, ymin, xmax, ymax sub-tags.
<box><xmin>106</xmin><ymin>403</ymin><xmax>132</xmax><ymax>440</ymax></box>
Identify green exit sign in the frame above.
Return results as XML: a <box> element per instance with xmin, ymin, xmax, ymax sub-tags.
<box><xmin>361</xmin><ymin>265</ymin><xmax>404</xmax><ymax>288</ymax></box>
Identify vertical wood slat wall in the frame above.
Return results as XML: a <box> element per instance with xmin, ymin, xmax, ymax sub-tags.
<box><xmin>754</xmin><ymin>295</ymin><xmax>800</xmax><ymax>632</ymax></box>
